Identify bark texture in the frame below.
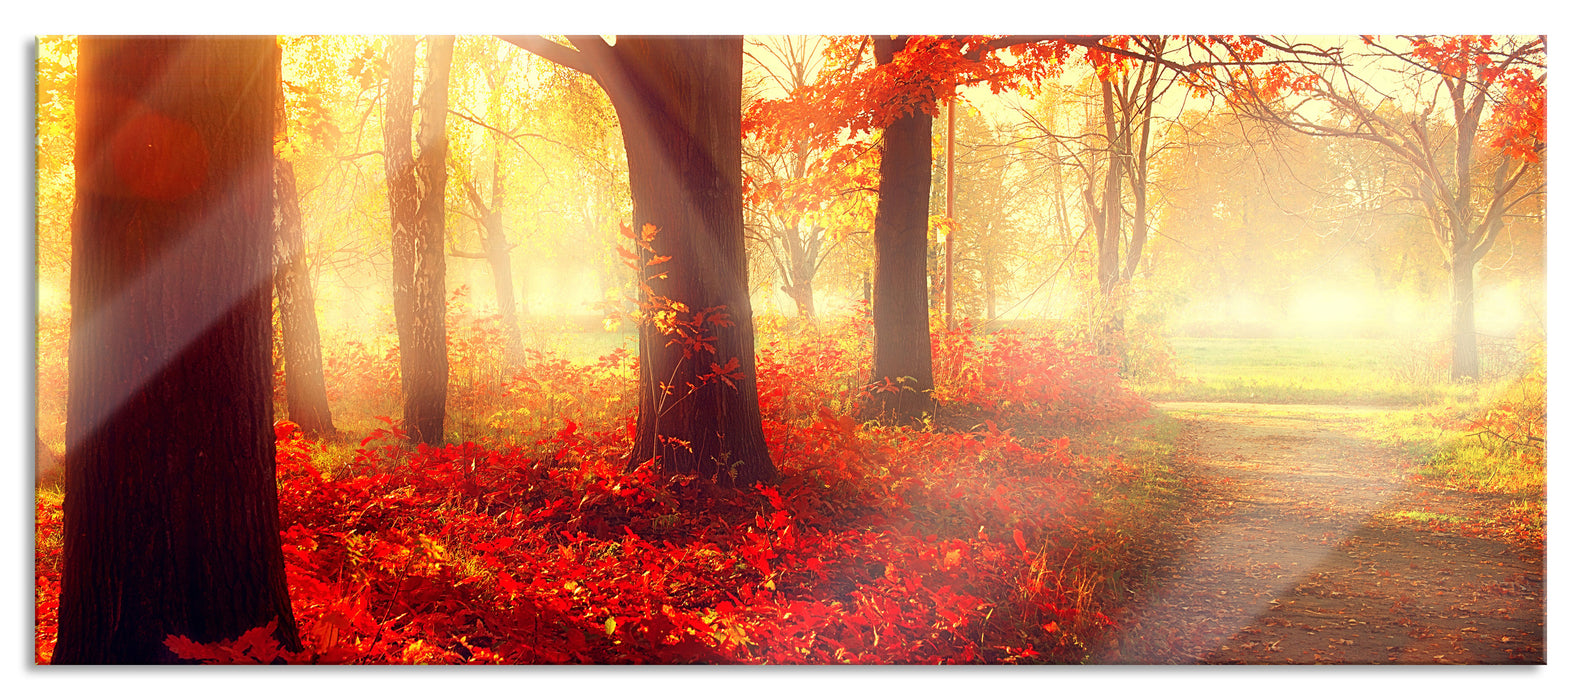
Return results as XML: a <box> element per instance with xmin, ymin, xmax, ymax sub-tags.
<box><xmin>865</xmin><ymin>35</ymin><xmax>937</xmax><ymax>424</ymax></box>
<box><xmin>610</xmin><ymin>37</ymin><xmax>775</xmax><ymax>484</ymax></box>
<box><xmin>384</xmin><ymin>35</ymin><xmax>453</xmax><ymax>444</ymax></box>
<box><xmin>503</xmin><ymin>34</ymin><xmax>776</xmax><ymax>485</ymax></box>
<box><xmin>56</xmin><ymin>35</ymin><xmax>300</xmax><ymax>664</ymax></box>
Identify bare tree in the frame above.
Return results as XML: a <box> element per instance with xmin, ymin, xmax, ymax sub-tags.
<box><xmin>1216</xmin><ymin>35</ymin><xmax>1546</xmax><ymax>380</ymax></box>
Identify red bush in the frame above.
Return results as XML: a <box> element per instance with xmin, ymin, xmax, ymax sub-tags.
<box><xmin>35</xmin><ymin>319</ymin><xmax>1154</xmax><ymax>665</ymax></box>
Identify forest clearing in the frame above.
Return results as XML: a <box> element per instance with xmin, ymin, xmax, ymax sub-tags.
<box><xmin>29</xmin><ymin>32</ymin><xmax>1546</xmax><ymax>673</ymax></box>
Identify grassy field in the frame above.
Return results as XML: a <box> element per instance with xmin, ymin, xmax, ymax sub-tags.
<box><xmin>1137</xmin><ymin>336</ymin><xmax>1482</xmax><ymax>406</ymax></box>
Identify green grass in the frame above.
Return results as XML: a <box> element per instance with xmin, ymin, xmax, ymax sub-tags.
<box><xmin>1138</xmin><ymin>337</ymin><xmax>1477</xmax><ymax>406</ymax></box>
<box><xmin>1071</xmin><ymin>409</ymin><xmax>1189</xmax><ymax>599</ymax></box>
<box><xmin>1389</xmin><ymin>510</ymin><xmax>1468</xmax><ymax>525</ymax></box>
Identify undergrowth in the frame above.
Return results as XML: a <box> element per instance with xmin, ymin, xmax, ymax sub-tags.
<box><xmin>34</xmin><ymin>313</ymin><xmax>1177</xmax><ymax>665</ymax></box>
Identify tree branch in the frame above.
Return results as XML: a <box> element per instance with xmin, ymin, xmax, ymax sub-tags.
<box><xmin>497</xmin><ymin>35</ymin><xmax>595</xmax><ymax>75</ymax></box>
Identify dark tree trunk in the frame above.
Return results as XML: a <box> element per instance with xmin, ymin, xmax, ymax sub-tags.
<box><xmin>385</xmin><ymin>35</ymin><xmax>452</xmax><ymax>445</ymax></box>
<box><xmin>503</xmin><ymin>34</ymin><xmax>776</xmax><ymax>485</ymax></box>
<box><xmin>1450</xmin><ymin>252</ymin><xmax>1478</xmax><ymax>381</ymax></box>
<box><xmin>864</xmin><ymin>35</ymin><xmax>936</xmax><ymax>424</ymax></box>
<box><xmin>272</xmin><ymin>63</ymin><xmax>334</xmax><ymax>436</ymax></box>
<box><xmin>56</xmin><ymin>35</ymin><xmax>300</xmax><ymax>664</ymax></box>
<box><xmin>604</xmin><ymin>37</ymin><xmax>775</xmax><ymax>485</ymax></box>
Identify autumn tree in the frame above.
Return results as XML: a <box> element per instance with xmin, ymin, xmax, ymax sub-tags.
<box><xmin>1004</xmin><ymin>37</ymin><xmax>1200</xmax><ymax>360</ymax></box>
<box><xmin>1216</xmin><ymin>35</ymin><xmax>1546</xmax><ymax>380</ymax></box>
<box><xmin>384</xmin><ymin>35</ymin><xmax>455</xmax><ymax>444</ymax></box>
<box><xmin>742</xmin><ymin>36</ymin><xmax>877</xmax><ymax>323</ymax></box>
<box><xmin>502</xmin><ymin>35</ymin><xmax>775</xmax><ymax>485</ymax></box>
<box><xmin>55</xmin><ymin>35</ymin><xmax>300</xmax><ymax>663</ymax></box>
<box><xmin>273</xmin><ymin>43</ymin><xmax>336</xmax><ymax>437</ymax></box>
<box><xmin>751</xmin><ymin>36</ymin><xmax>1185</xmax><ymax>422</ymax></box>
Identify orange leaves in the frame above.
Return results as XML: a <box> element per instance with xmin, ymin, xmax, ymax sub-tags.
<box><xmin>1403</xmin><ymin>35</ymin><xmax>1545</xmax><ymax>162</ymax></box>
<box><xmin>746</xmin><ymin>35</ymin><xmax>1070</xmax><ymax>162</ymax></box>
<box><xmin>1409</xmin><ymin>35</ymin><xmax>1496</xmax><ymax>79</ymax></box>
<box><xmin>1489</xmin><ymin>68</ymin><xmax>1546</xmax><ymax>162</ymax></box>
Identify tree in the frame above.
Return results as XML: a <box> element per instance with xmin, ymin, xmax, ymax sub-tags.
<box><xmin>1089</xmin><ymin>38</ymin><xmax>1172</xmax><ymax>354</ymax></box>
<box><xmin>448</xmin><ymin>36</ymin><xmax>533</xmax><ymax>368</ymax></box>
<box><xmin>55</xmin><ymin>35</ymin><xmax>300</xmax><ymax>663</ymax></box>
<box><xmin>1217</xmin><ymin>35</ymin><xmax>1546</xmax><ymax>380</ymax></box>
<box><xmin>384</xmin><ymin>35</ymin><xmax>455</xmax><ymax>444</ymax></box>
<box><xmin>748</xmin><ymin>35</ymin><xmax>1133</xmax><ymax>422</ymax></box>
<box><xmin>273</xmin><ymin>43</ymin><xmax>336</xmax><ymax>437</ymax></box>
<box><xmin>865</xmin><ymin>35</ymin><xmax>941</xmax><ymax>421</ymax></box>
<box><xmin>1010</xmin><ymin>37</ymin><xmax>1192</xmax><ymax>359</ymax></box>
<box><xmin>928</xmin><ymin>110</ymin><xmax>1040</xmax><ymax>326</ymax></box>
<box><xmin>742</xmin><ymin>36</ymin><xmax>875</xmax><ymax>324</ymax></box>
<box><xmin>502</xmin><ymin>35</ymin><xmax>776</xmax><ymax>485</ymax></box>
<box><xmin>456</xmin><ymin>155</ymin><xmax>525</xmax><ymax>366</ymax></box>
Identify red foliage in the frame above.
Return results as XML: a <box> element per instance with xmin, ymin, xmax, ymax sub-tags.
<box><xmin>35</xmin><ymin>321</ymin><xmax>1154</xmax><ymax>665</ymax></box>
<box><xmin>932</xmin><ymin>323</ymin><xmax>1152</xmax><ymax>431</ymax></box>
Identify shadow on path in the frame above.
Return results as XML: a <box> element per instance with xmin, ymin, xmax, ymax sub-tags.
<box><xmin>1100</xmin><ymin>403</ymin><xmax>1544</xmax><ymax>664</ymax></box>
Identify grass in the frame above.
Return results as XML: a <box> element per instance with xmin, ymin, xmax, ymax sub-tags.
<box><xmin>1138</xmin><ymin>336</ymin><xmax>1479</xmax><ymax>406</ymax></box>
<box><xmin>1139</xmin><ymin>334</ymin><xmax>1546</xmax><ymax>547</ymax></box>
<box><xmin>1064</xmin><ymin>408</ymin><xmax>1188</xmax><ymax>601</ymax></box>
<box><xmin>1389</xmin><ymin>510</ymin><xmax>1468</xmax><ymax>525</ymax></box>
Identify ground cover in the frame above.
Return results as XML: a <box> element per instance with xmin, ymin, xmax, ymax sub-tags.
<box><xmin>35</xmin><ymin>318</ymin><xmax>1184</xmax><ymax>664</ymax></box>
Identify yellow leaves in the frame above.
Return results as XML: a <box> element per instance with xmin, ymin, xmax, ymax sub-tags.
<box><xmin>400</xmin><ymin>639</ymin><xmax>445</xmax><ymax>664</ymax></box>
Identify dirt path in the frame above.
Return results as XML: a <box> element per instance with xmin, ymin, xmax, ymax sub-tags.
<box><xmin>1102</xmin><ymin>402</ymin><xmax>1545</xmax><ymax>664</ymax></box>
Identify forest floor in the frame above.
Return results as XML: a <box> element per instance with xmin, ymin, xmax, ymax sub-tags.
<box><xmin>1096</xmin><ymin>402</ymin><xmax>1545</xmax><ymax>664</ymax></box>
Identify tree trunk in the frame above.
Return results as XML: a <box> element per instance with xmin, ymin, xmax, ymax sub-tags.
<box><xmin>1450</xmin><ymin>251</ymin><xmax>1479</xmax><ymax>381</ymax></box>
<box><xmin>1093</xmin><ymin>79</ymin><xmax>1134</xmax><ymax>361</ymax></box>
<box><xmin>272</xmin><ymin>74</ymin><xmax>335</xmax><ymax>436</ymax></box>
<box><xmin>780</xmin><ymin>222</ymin><xmax>819</xmax><ymax>321</ymax></box>
<box><xmin>983</xmin><ymin>234</ymin><xmax>997</xmax><ymax>327</ymax></box>
<box><xmin>864</xmin><ymin>35</ymin><xmax>936</xmax><ymax>424</ymax></box>
<box><xmin>483</xmin><ymin>210</ymin><xmax>524</xmax><ymax>369</ymax></box>
<box><xmin>466</xmin><ymin>156</ymin><xmax>525</xmax><ymax>367</ymax></box>
<box><xmin>56</xmin><ymin>35</ymin><xmax>300</xmax><ymax>664</ymax></box>
<box><xmin>604</xmin><ymin>37</ymin><xmax>776</xmax><ymax>485</ymax></box>
<box><xmin>383</xmin><ymin>36</ymin><xmax>420</xmax><ymax>426</ymax></box>
<box><xmin>385</xmin><ymin>35</ymin><xmax>452</xmax><ymax>445</ymax></box>
<box><xmin>1095</xmin><ymin>79</ymin><xmax>1124</xmax><ymax>300</ymax></box>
